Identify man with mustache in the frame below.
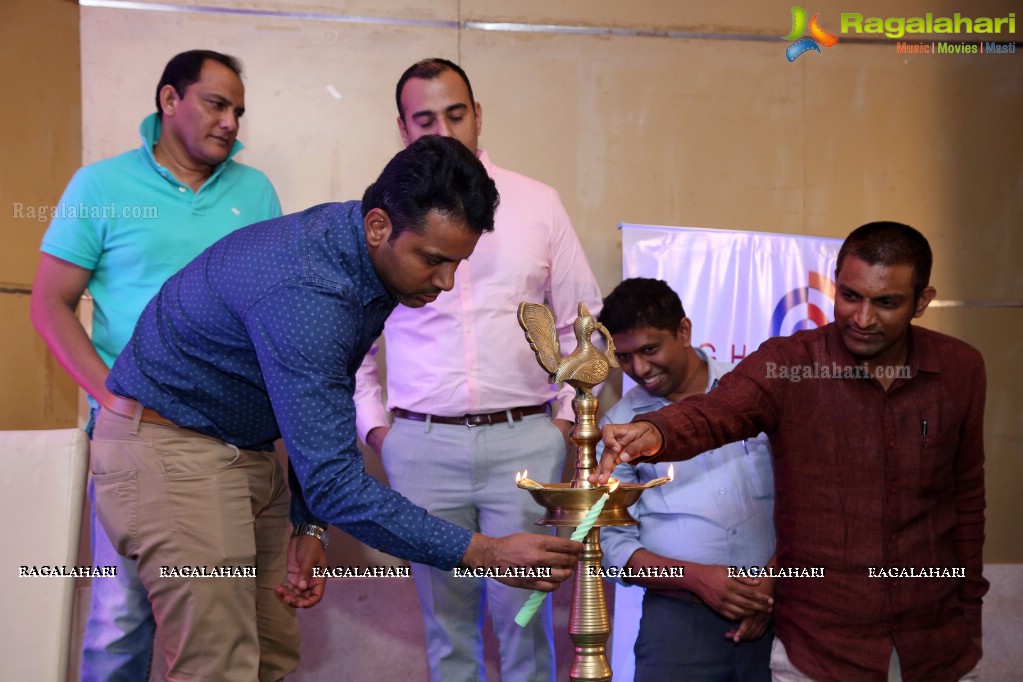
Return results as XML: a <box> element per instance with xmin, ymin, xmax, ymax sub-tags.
<box><xmin>594</xmin><ymin>223</ymin><xmax>985</xmax><ymax>682</ymax></box>
<box><xmin>32</xmin><ymin>50</ymin><xmax>281</xmax><ymax>681</ymax></box>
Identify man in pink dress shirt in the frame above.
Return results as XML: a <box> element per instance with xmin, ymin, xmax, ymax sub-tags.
<box><xmin>354</xmin><ymin>58</ymin><xmax>602</xmax><ymax>682</ymax></box>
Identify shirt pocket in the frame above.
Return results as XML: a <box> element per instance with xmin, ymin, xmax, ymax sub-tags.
<box><xmin>915</xmin><ymin>398</ymin><xmax>955</xmax><ymax>494</ymax></box>
<box><xmin>918</xmin><ymin>428</ymin><xmax>956</xmax><ymax>494</ymax></box>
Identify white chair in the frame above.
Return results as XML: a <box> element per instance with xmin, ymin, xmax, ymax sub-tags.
<box><xmin>0</xmin><ymin>429</ymin><xmax>89</xmax><ymax>681</ymax></box>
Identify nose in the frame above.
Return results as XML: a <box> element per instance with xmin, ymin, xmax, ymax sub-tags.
<box><xmin>852</xmin><ymin>300</ymin><xmax>876</xmax><ymax>329</ymax></box>
<box><xmin>631</xmin><ymin>356</ymin><xmax>651</xmax><ymax>378</ymax></box>
<box><xmin>434</xmin><ymin>118</ymin><xmax>453</xmax><ymax>137</ymax></box>
<box><xmin>220</xmin><ymin>111</ymin><xmax>239</xmax><ymax>133</ymax></box>
<box><xmin>432</xmin><ymin>262</ymin><xmax>458</xmax><ymax>292</ymax></box>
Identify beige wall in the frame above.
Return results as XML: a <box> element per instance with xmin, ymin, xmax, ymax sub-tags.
<box><xmin>5</xmin><ymin>0</ymin><xmax>1020</xmax><ymax>567</ymax></box>
<box><xmin>1</xmin><ymin>0</ymin><xmax>81</xmax><ymax>429</ymax></box>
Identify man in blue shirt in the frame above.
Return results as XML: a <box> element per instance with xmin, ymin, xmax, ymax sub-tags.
<box><xmin>598</xmin><ymin>278</ymin><xmax>776</xmax><ymax>681</ymax></box>
<box><xmin>92</xmin><ymin>136</ymin><xmax>582</xmax><ymax>681</ymax></box>
<box><xmin>31</xmin><ymin>50</ymin><xmax>280</xmax><ymax>681</ymax></box>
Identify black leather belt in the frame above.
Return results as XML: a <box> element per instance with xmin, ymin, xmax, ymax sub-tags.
<box><xmin>393</xmin><ymin>404</ymin><xmax>549</xmax><ymax>428</ymax></box>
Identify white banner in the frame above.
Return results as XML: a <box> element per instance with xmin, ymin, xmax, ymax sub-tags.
<box><xmin>610</xmin><ymin>224</ymin><xmax>842</xmax><ymax>681</ymax></box>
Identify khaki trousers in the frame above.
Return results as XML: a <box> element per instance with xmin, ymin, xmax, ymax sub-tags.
<box><xmin>91</xmin><ymin>409</ymin><xmax>299</xmax><ymax>681</ymax></box>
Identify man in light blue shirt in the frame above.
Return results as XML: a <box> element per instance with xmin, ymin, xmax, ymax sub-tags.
<box><xmin>31</xmin><ymin>50</ymin><xmax>280</xmax><ymax>681</ymax></box>
<box><xmin>598</xmin><ymin>278</ymin><xmax>776</xmax><ymax>681</ymax></box>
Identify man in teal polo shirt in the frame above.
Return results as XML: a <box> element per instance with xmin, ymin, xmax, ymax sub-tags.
<box><xmin>31</xmin><ymin>49</ymin><xmax>280</xmax><ymax>681</ymax></box>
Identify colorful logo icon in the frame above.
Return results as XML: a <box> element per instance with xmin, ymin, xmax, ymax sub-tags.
<box><xmin>783</xmin><ymin>7</ymin><xmax>839</xmax><ymax>61</ymax></box>
<box><xmin>770</xmin><ymin>272</ymin><xmax>836</xmax><ymax>337</ymax></box>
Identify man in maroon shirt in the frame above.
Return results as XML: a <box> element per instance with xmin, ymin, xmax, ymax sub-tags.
<box><xmin>594</xmin><ymin>222</ymin><xmax>985</xmax><ymax>682</ymax></box>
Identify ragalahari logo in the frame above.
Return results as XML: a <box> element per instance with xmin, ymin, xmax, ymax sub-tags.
<box><xmin>783</xmin><ymin>7</ymin><xmax>840</xmax><ymax>61</ymax></box>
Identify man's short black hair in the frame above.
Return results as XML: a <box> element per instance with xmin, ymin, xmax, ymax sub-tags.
<box><xmin>836</xmin><ymin>221</ymin><xmax>933</xmax><ymax>297</ymax></box>
<box><xmin>395</xmin><ymin>58</ymin><xmax>476</xmax><ymax>121</ymax></box>
<box><xmin>155</xmin><ymin>50</ymin><xmax>242</xmax><ymax>118</ymax></box>
<box><xmin>362</xmin><ymin>136</ymin><xmax>499</xmax><ymax>239</ymax></box>
<box><xmin>599</xmin><ymin>278</ymin><xmax>687</xmax><ymax>336</ymax></box>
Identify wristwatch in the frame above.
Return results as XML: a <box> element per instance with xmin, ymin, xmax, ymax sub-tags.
<box><xmin>293</xmin><ymin>523</ymin><xmax>329</xmax><ymax>548</ymax></box>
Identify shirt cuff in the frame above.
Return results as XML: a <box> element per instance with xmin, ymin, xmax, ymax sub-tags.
<box><xmin>356</xmin><ymin>402</ymin><xmax>391</xmax><ymax>444</ymax></box>
<box><xmin>288</xmin><ymin>476</ymin><xmax>328</xmax><ymax>528</ymax></box>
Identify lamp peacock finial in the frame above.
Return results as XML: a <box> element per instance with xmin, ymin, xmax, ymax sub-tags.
<box><xmin>517</xmin><ymin>301</ymin><xmax>617</xmax><ymax>393</ymax></box>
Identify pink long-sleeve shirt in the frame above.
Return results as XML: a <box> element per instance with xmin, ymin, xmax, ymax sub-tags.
<box><xmin>355</xmin><ymin>150</ymin><xmax>602</xmax><ymax>441</ymax></box>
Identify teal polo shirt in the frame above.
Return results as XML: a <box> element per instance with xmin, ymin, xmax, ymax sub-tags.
<box><xmin>41</xmin><ymin>113</ymin><xmax>282</xmax><ymax>369</ymax></box>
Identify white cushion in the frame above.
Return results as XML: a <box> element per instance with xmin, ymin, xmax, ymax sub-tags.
<box><xmin>0</xmin><ymin>429</ymin><xmax>89</xmax><ymax>681</ymax></box>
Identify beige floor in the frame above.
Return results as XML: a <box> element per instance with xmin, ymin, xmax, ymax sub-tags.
<box><xmin>70</xmin><ymin>565</ymin><xmax>1022</xmax><ymax>680</ymax></box>
<box><xmin>70</xmin><ymin>567</ymin><xmax>583</xmax><ymax>681</ymax></box>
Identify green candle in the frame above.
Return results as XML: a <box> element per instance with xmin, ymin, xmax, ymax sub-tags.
<box><xmin>514</xmin><ymin>487</ymin><xmax>613</xmax><ymax>627</ymax></box>
<box><xmin>569</xmin><ymin>490</ymin><xmax>611</xmax><ymax>542</ymax></box>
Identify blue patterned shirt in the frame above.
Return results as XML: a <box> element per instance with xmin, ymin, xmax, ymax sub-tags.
<box><xmin>108</xmin><ymin>201</ymin><xmax>473</xmax><ymax>569</ymax></box>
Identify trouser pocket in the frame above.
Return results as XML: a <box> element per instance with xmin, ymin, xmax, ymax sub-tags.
<box><xmin>92</xmin><ymin>468</ymin><xmax>140</xmax><ymax>559</ymax></box>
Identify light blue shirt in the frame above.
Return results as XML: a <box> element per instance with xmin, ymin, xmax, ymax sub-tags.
<box><xmin>599</xmin><ymin>349</ymin><xmax>776</xmax><ymax>584</ymax></box>
<box><xmin>41</xmin><ymin>113</ymin><xmax>281</xmax><ymax>370</ymax></box>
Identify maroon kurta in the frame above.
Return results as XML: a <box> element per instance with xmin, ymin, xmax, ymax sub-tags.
<box><xmin>638</xmin><ymin>323</ymin><xmax>986</xmax><ymax>682</ymax></box>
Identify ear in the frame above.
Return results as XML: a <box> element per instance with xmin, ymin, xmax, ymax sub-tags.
<box><xmin>364</xmin><ymin>208</ymin><xmax>393</xmax><ymax>248</ymax></box>
<box><xmin>913</xmin><ymin>286</ymin><xmax>936</xmax><ymax>318</ymax></box>
<box><xmin>158</xmin><ymin>84</ymin><xmax>180</xmax><ymax>117</ymax></box>
<box><xmin>677</xmin><ymin>317</ymin><xmax>692</xmax><ymax>345</ymax></box>
<box><xmin>397</xmin><ymin>115</ymin><xmax>412</xmax><ymax>148</ymax></box>
<box><xmin>474</xmin><ymin>101</ymin><xmax>483</xmax><ymax>138</ymax></box>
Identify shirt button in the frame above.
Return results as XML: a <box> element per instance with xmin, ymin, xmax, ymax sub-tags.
<box><xmin>730</xmin><ymin>529</ymin><xmax>738</xmax><ymax>536</ymax></box>
<box><xmin>887</xmin><ymin>440</ymin><xmax>895</xmax><ymax>448</ymax></box>
<box><xmin>890</xmin><ymin>533</ymin><xmax>897</xmax><ymax>541</ymax></box>
<box><xmin>178</xmin><ymin>186</ymin><xmax>187</xmax><ymax>192</ymax></box>
<box><xmin>718</xmin><ymin>488</ymin><xmax>727</xmax><ymax>495</ymax></box>
<box><xmin>889</xmin><ymin>486</ymin><xmax>897</xmax><ymax>494</ymax></box>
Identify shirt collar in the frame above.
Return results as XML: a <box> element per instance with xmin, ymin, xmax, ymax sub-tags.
<box><xmin>825</xmin><ymin>321</ymin><xmax>939</xmax><ymax>380</ymax></box>
<box><xmin>476</xmin><ymin>148</ymin><xmax>494</xmax><ymax>175</ymax></box>
<box><xmin>905</xmin><ymin>325</ymin><xmax>940</xmax><ymax>375</ymax></box>
<box><xmin>138</xmin><ymin>112</ymin><xmax>243</xmax><ymax>179</ymax></box>
<box><xmin>696</xmin><ymin>347</ymin><xmax>725</xmax><ymax>391</ymax></box>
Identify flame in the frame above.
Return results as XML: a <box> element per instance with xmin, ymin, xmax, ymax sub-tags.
<box><xmin>608</xmin><ymin>479</ymin><xmax>620</xmax><ymax>494</ymax></box>
<box><xmin>515</xmin><ymin>470</ymin><xmax>525</xmax><ymax>483</ymax></box>
<box><xmin>667</xmin><ymin>464</ymin><xmax>674</xmax><ymax>481</ymax></box>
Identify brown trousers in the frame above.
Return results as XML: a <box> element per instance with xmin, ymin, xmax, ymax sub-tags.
<box><xmin>91</xmin><ymin>409</ymin><xmax>299</xmax><ymax>681</ymax></box>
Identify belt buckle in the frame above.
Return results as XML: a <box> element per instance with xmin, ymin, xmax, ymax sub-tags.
<box><xmin>464</xmin><ymin>413</ymin><xmax>491</xmax><ymax>428</ymax></box>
